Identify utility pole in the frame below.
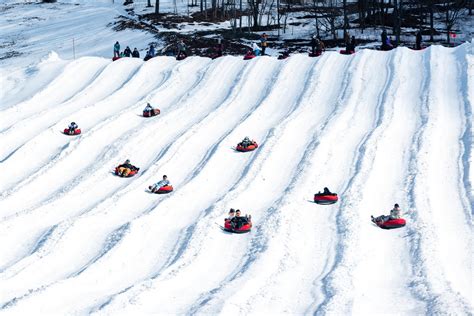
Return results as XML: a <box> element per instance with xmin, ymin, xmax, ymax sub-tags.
<box><xmin>72</xmin><ymin>38</ymin><xmax>76</xmax><ymax>60</ymax></box>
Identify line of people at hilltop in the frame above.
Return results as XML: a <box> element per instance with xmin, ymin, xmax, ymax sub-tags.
<box><xmin>381</xmin><ymin>29</ymin><xmax>423</xmax><ymax>51</ymax></box>
<box><xmin>113</xmin><ymin>28</ymin><xmax>425</xmax><ymax>62</ymax></box>
<box><xmin>114</xmin><ymin>41</ymin><xmax>141</xmax><ymax>58</ymax></box>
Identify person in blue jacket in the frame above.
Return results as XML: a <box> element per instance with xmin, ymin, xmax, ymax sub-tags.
<box><xmin>149</xmin><ymin>175</ymin><xmax>170</xmax><ymax>192</ymax></box>
<box><xmin>144</xmin><ymin>103</ymin><xmax>153</xmax><ymax>113</ymax></box>
<box><xmin>114</xmin><ymin>41</ymin><xmax>120</xmax><ymax>57</ymax></box>
<box><xmin>68</xmin><ymin>121</ymin><xmax>78</xmax><ymax>133</ymax></box>
<box><xmin>149</xmin><ymin>44</ymin><xmax>155</xmax><ymax>57</ymax></box>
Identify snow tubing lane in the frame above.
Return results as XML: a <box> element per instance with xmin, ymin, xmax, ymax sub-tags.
<box><xmin>314</xmin><ymin>193</ymin><xmax>338</xmax><ymax>205</ymax></box>
<box><xmin>143</xmin><ymin>109</ymin><xmax>160</xmax><ymax>117</ymax></box>
<box><xmin>236</xmin><ymin>143</ymin><xmax>258</xmax><ymax>152</ymax></box>
<box><xmin>154</xmin><ymin>185</ymin><xmax>173</xmax><ymax>194</ymax></box>
<box><xmin>63</xmin><ymin>128</ymin><xmax>81</xmax><ymax>135</ymax></box>
<box><xmin>224</xmin><ymin>219</ymin><xmax>252</xmax><ymax>233</ymax></box>
<box><xmin>374</xmin><ymin>218</ymin><xmax>406</xmax><ymax>229</ymax></box>
<box><xmin>114</xmin><ymin>167</ymin><xmax>138</xmax><ymax>178</ymax></box>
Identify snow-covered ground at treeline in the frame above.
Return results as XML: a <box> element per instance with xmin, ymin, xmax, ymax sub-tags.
<box><xmin>0</xmin><ymin>1</ymin><xmax>473</xmax><ymax>313</ymax></box>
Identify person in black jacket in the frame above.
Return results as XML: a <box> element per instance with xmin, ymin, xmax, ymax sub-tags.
<box><xmin>132</xmin><ymin>48</ymin><xmax>140</xmax><ymax>58</ymax></box>
<box><xmin>416</xmin><ymin>31</ymin><xmax>422</xmax><ymax>50</ymax></box>
<box><xmin>124</xmin><ymin>46</ymin><xmax>132</xmax><ymax>57</ymax></box>
<box><xmin>231</xmin><ymin>210</ymin><xmax>251</xmax><ymax>229</ymax></box>
<box><xmin>117</xmin><ymin>159</ymin><xmax>139</xmax><ymax>176</ymax></box>
<box><xmin>346</xmin><ymin>36</ymin><xmax>356</xmax><ymax>53</ymax></box>
<box><xmin>381</xmin><ymin>30</ymin><xmax>388</xmax><ymax>50</ymax></box>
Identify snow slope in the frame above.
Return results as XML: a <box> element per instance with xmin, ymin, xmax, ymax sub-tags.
<box><xmin>0</xmin><ymin>44</ymin><xmax>472</xmax><ymax>315</ymax></box>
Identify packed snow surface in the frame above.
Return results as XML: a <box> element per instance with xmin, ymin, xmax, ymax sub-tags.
<box><xmin>0</xmin><ymin>44</ymin><xmax>472</xmax><ymax>315</ymax></box>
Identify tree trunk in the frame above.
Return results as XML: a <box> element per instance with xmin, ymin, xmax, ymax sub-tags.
<box><xmin>446</xmin><ymin>3</ymin><xmax>450</xmax><ymax>44</ymax></box>
<box><xmin>343</xmin><ymin>0</ymin><xmax>348</xmax><ymax>36</ymax></box>
<box><xmin>429</xmin><ymin>0</ymin><xmax>434</xmax><ymax>41</ymax></box>
<box><xmin>155</xmin><ymin>0</ymin><xmax>160</xmax><ymax>14</ymax></box>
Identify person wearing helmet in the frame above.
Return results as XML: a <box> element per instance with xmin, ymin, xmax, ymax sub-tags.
<box><xmin>117</xmin><ymin>159</ymin><xmax>138</xmax><ymax>177</ymax></box>
<box><xmin>68</xmin><ymin>121</ymin><xmax>78</xmax><ymax>134</ymax></box>
<box><xmin>149</xmin><ymin>175</ymin><xmax>170</xmax><ymax>192</ymax></box>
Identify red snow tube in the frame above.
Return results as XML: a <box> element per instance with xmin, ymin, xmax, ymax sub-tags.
<box><xmin>211</xmin><ymin>54</ymin><xmax>223</xmax><ymax>60</ymax></box>
<box><xmin>63</xmin><ymin>128</ymin><xmax>81</xmax><ymax>135</ymax></box>
<box><xmin>114</xmin><ymin>167</ymin><xmax>139</xmax><ymax>177</ymax></box>
<box><xmin>374</xmin><ymin>218</ymin><xmax>406</xmax><ymax>229</ymax></box>
<box><xmin>308</xmin><ymin>51</ymin><xmax>322</xmax><ymax>57</ymax></box>
<box><xmin>314</xmin><ymin>193</ymin><xmax>338</xmax><ymax>205</ymax></box>
<box><xmin>112</xmin><ymin>56</ymin><xmax>121</xmax><ymax>61</ymax></box>
<box><xmin>339</xmin><ymin>49</ymin><xmax>355</xmax><ymax>55</ymax></box>
<box><xmin>409</xmin><ymin>47</ymin><xmax>426</xmax><ymax>51</ymax></box>
<box><xmin>243</xmin><ymin>54</ymin><xmax>256</xmax><ymax>60</ymax></box>
<box><xmin>236</xmin><ymin>143</ymin><xmax>258</xmax><ymax>152</ymax></box>
<box><xmin>143</xmin><ymin>109</ymin><xmax>160</xmax><ymax>117</ymax></box>
<box><xmin>154</xmin><ymin>185</ymin><xmax>173</xmax><ymax>194</ymax></box>
<box><xmin>224</xmin><ymin>219</ymin><xmax>252</xmax><ymax>233</ymax></box>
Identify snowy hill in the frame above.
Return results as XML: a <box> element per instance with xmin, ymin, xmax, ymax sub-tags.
<box><xmin>0</xmin><ymin>44</ymin><xmax>473</xmax><ymax>315</ymax></box>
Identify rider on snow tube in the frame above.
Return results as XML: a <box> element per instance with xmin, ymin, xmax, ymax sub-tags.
<box><xmin>236</xmin><ymin>137</ymin><xmax>258</xmax><ymax>152</ymax></box>
<box><xmin>224</xmin><ymin>209</ymin><xmax>252</xmax><ymax>233</ymax></box>
<box><xmin>314</xmin><ymin>187</ymin><xmax>338</xmax><ymax>204</ymax></box>
<box><xmin>243</xmin><ymin>50</ymin><xmax>256</xmax><ymax>60</ymax></box>
<box><xmin>372</xmin><ymin>203</ymin><xmax>406</xmax><ymax>229</ymax></box>
<box><xmin>64</xmin><ymin>122</ymin><xmax>81</xmax><ymax>135</ymax></box>
<box><xmin>115</xmin><ymin>159</ymin><xmax>140</xmax><ymax>177</ymax></box>
<box><xmin>143</xmin><ymin>103</ymin><xmax>160</xmax><ymax>117</ymax></box>
<box><xmin>149</xmin><ymin>175</ymin><xmax>173</xmax><ymax>193</ymax></box>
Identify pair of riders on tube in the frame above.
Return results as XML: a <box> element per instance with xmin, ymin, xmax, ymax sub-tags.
<box><xmin>227</xmin><ymin>208</ymin><xmax>251</xmax><ymax>229</ymax></box>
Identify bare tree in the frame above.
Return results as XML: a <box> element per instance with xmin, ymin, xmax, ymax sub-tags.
<box><xmin>155</xmin><ymin>0</ymin><xmax>160</xmax><ymax>14</ymax></box>
<box><xmin>442</xmin><ymin>0</ymin><xmax>467</xmax><ymax>44</ymax></box>
<box><xmin>343</xmin><ymin>0</ymin><xmax>348</xmax><ymax>35</ymax></box>
<box><xmin>248</xmin><ymin>0</ymin><xmax>262</xmax><ymax>29</ymax></box>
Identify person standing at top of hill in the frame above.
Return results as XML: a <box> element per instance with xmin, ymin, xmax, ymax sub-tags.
<box><xmin>177</xmin><ymin>40</ymin><xmax>187</xmax><ymax>58</ymax></box>
<box><xmin>149</xmin><ymin>44</ymin><xmax>155</xmax><ymax>57</ymax></box>
<box><xmin>416</xmin><ymin>31</ymin><xmax>422</xmax><ymax>50</ymax></box>
<box><xmin>381</xmin><ymin>30</ymin><xmax>387</xmax><ymax>48</ymax></box>
<box><xmin>124</xmin><ymin>46</ymin><xmax>132</xmax><ymax>57</ymax></box>
<box><xmin>114</xmin><ymin>41</ymin><xmax>120</xmax><ymax>57</ymax></box>
<box><xmin>215</xmin><ymin>38</ymin><xmax>224</xmax><ymax>57</ymax></box>
<box><xmin>347</xmin><ymin>36</ymin><xmax>356</xmax><ymax>53</ymax></box>
<box><xmin>132</xmin><ymin>48</ymin><xmax>140</xmax><ymax>58</ymax></box>
<box><xmin>316</xmin><ymin>37</ymin><xmax>325</xmax><ymax>55</ymax></box>
<box><xmin>260</xmin><ymin>33</ymin><xmax>268</xmax><ymax>55</ymax></box>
